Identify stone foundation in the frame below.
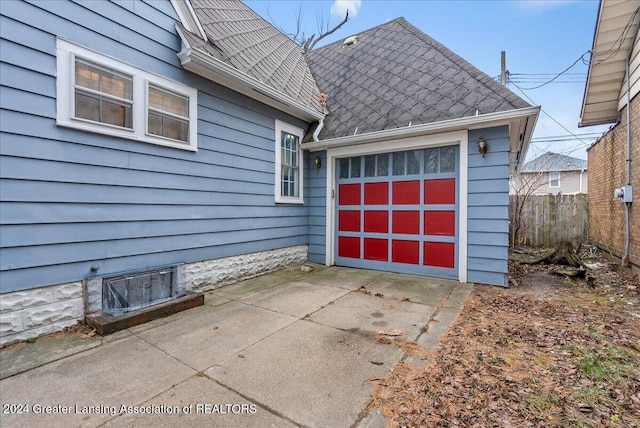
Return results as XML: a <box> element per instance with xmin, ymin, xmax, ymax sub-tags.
<box><xmin>0</xmin><ymin>245</ymin><xmax>308</xmax><ymax>347</ymax></box>
<box><xmin>0</xmin><ymin>282</ymin><xmax>84</xmax><ymax>347</ymax></box>
<box><xmin>186</xmin><ymin>245</ymin><xmax>308</xmax><ymax>291</ymax></box>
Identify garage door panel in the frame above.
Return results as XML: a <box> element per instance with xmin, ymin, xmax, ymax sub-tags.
<box><xmin>364</xmin><ymin>238</ymin><xmax>388</xmax><ymax>261</ymax></box>
<box><xmin>392</xmin><ymin>240</ymin><xmax>420</xmax><ymax>264</ymax></box>
<box><xmin>424</xmin><ymin>178</ymin><xmax>455</xmax><ymax>204</ymax></box>
<box><xmin>364</xmin><ymin>211</ymin><xmax>389</xmax><ymax>233</ymax></box>
<box><xmin>339</xmin><ymin>183</ymin><xmax>361</xmax><ymax>205</ymax></box>
<box><xmin>364</xmin><ymin>182</ymin><xmax>389</xmax><ymax>205</ymax></box>
<box><xmin>392</xmin><ymin>211</ymin><xmax>420</xmax><ymax>234</ymax></box>
<box><xmin>338</xmin><ymin>210</ymin><xmax>360</xmax><ymax>232</ymax></box>
<box><xmin>392</xmin><ymin>180</ymin><xmax>420</xmax><ymax>204</ymax></box>
<box><xmin>424</xmin><ymin>210</ymin><xmax>455</xmax><ymax>236</ymax></box>
<box><xmin>424</xmin><ymin>241</ymin><xmax>455</xmax><ymax>268</ymax></box>
<box><xmin>338</xmin><ymin>236</ymin><xmax>360</xmax><ymax>259</ymax></box>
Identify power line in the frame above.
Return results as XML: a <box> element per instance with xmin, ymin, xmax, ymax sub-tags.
<box><xmin>508</xmin><ymin>77</ymin><xmax>592</xmax><ymax>147</ymax></box>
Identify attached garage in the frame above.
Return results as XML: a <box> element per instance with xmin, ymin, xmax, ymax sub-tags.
<box><xmin>303</xmin><ymin>18</ymin><xmax>539</xmax><ymax>286</ymax></box>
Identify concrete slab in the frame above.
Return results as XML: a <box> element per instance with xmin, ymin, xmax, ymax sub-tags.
<box><xmin>135</xmin><ymin>301</ymin><xmax>296</xmax><ymax>371</ymax></box>
<box><xmin>305</xmin><ymin>266</ymin><xmax>383</xmax><ymax>290</ymax></box>
<box><xmin>0</xmin><ymin>333</ymin><xmax>101</xmax><ymax>380</ymax></box>
<box><xmin>211</xmin><ymin>273</ymin><xmax>285</xmax><ymax>300</ymax></box>
<box><xmin>206</xmin><ymin>320</ymin><xmax>403</xmax><ymax>428</ymax></box>
<box><xmin>0</xmin><ymin>335</ymin><xmax>195</xmax><ymax>428</ymax></box>
<box><xmin>445</xmin><ymin>283</ymin><xmax>474</xmax><ymax>308</ymax></box>
<box><xmin>309</xmin><ymin>292</ymin><xmax>436</xmax><ymax>341</ymax></box>
<box><xmin>356</xmin><ymin>407</ymin><xmax>388</xmax><ymax>428</ymax></box>
<box><xmin>104</xmin><ymin>375</ymin><xmax>297</xmax><ymax>428</ymax></box>
<box><xmin>238</xmin><ymin>281</ymin><xmax>349</xmax><ymax>318</ymax></box>
<box><xmin>203</xmin><ymin>292</ymin><xmax>231</xmax><ymax>307</ymax></box>
<box><xmin>365</xmin><ymin>273</ymin><xmax>458</xmax><ymax>305</ymax></box>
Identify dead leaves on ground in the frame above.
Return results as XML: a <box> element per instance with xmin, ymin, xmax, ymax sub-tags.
<box><xmin>371</xmin><ymin>256</ymin><xmax>640</xmax><ymax>428</ymax></box>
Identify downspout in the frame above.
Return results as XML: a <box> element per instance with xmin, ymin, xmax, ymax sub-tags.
<box><xmin>312</xmin><ymin>118</ymin><xmax>324</xmax><ymax>142</ymax></box>
<box><xmin>622</xmin><ymin>25</ymin><xmax>638</xmax><ymax>267</ymax></box>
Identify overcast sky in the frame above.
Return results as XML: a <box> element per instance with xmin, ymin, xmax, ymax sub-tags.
<box><xmin>243</xmin><ymin>0</ymin><xmax>611</xmax><ymax>161</ymax></box>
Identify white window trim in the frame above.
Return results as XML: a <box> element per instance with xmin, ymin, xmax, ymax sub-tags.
<box><xmin>549</xmin><ymin>172</ymin><xmax>560</xmax><ymax>188</ymax></box>
<box><xmin>56</xmin><ymin>38</ymin><xmax>198</xmax><ymax>151</ymax></box>
<box><xmin>274</xmin><ymin>120</ymin><xmax>304</xmax><ymax>204</ymax></box>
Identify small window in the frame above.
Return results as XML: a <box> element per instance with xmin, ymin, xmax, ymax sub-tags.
<box><xmin>275</xmin><ymin>120</ymin><xmax>304</xmax><ymax>203</ymax></box>
<box><xmin>57</xmin><ymin>39</ymin><xmax>197</xmax><ymax>151</ymax></box>
<box><xmin>74</xmin><ymin>59</ymin><xmax>133</xmax><ymax>128</ymax></box>
<box><xmin>549</xmin><ymin>172</ymin><xmax>560</xmax><ymax>188</ymax></box>
<box><xmin>147</xmin><ymin>84</ymin><xmax>190</xmax><ymax>142</ymax></box>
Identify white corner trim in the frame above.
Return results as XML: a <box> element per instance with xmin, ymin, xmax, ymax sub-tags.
<box><xmin>324</xmin><ymin>130</ymin><xmax>468</xmax><ymax>268</ymax></box>
<box><xmin>170</xmin><ymin>0</ymin><xmax>208</xmax><ymax>42</ymax></box>
<box><xmin>458</xmin><ymin>137</ymin><xmax>469</xmax><ymax>283</ymax></box>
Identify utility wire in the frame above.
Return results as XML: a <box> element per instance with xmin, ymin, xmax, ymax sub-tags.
<box><xmin>509</xmin><ymin>77</ymin><xmax>591</xmax><ymax>147</ymax></box>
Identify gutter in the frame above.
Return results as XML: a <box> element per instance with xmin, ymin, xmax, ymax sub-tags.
<box><xmin>301</xmin><ymin>106</ymin><xmax>540</xmax><ymax>151</ymax></box>
<box><xmin>175</xmin><ymin>27</ymin><xmax>324</xmax><ymax>123</ymax></box>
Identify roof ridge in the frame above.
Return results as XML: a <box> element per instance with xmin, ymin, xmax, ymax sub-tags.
<box><xmin>310</xmin><ymin>16</ymin><xmax>408</xmax><ymax>53</ymax></box>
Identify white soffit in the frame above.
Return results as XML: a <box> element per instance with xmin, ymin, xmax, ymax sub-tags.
<box><xmin>580</xmin><ymin>0</ymin><xmax>640</xmax><ymax>127</ymax></box>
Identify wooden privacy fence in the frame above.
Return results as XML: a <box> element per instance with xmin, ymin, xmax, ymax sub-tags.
<box><xmin>509</xmin><ymin>194</ymin><xmax>588</xmax><ymax>247</ymax></box>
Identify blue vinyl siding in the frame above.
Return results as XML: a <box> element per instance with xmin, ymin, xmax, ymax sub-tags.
<box><xmin>0</xmin><ymin>0</ymin><xmax>311</xmax><ymax>292</ymax></box>
<box><xmin>306</xmin><ymin>151</ymin><xmax>327</xmax><ymax>263</ymax></box>
<box><xmin>467</xmin><ymin>126</ymin><xmax>510</xmax><ymax>287</ymax></box>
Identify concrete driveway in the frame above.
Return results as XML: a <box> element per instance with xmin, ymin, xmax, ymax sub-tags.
<box><xmin>0</xmin><ymin>265</ymin><xmax>472</xmax><ymax>428</ymax></box>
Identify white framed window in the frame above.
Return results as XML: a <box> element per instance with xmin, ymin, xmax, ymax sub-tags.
<box><xmin>274</xmin><ymin>120</ymin><xmax>304</xmax><ymax>204</ymax></box>
<box><xmin>56</xmin><ymin>38</ymin><xmax>197</xmax><ymax>151</ymax></box>
<box><xmin>549</xmin><ymin>172</ymin><xmax>560</xmax><ymax>188</ymax></box>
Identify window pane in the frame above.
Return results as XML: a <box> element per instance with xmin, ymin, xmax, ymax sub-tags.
<box><xmin>365</xmin><ymin>155</ymin><xmax>376</xmax><ymax>177</ymax></box>
<box><xmin>75</xmin><ymin>60</ymin><xmax>132</xmax><ymax>100</ymax></box>
<box><xmin>339</xmin><ymin>158</ymin><xmax>349</xmax><ymax>179</ymax></box>
<box><xmin>407</xmin><ymin>150</ymin><xmax>420</xmax><ymax>175</ymax></box>
<box><xmin>440</xmin><ymin>146</ymin><xmax>455</xmax><ymax>172</ymax></box>
<box><xmin>148</xmin><ymin>113</ymin><xmax>188</xmax><ymax>142</ymax></box>
<box><xmin>376</xmin><ymin>154</ymin><xmax>389</xmax><ymax>176</ymax></box>
<box><xmin>75</xmin><ymin>92</ymin><xmax>132</xmax><ymax>128</ymax></box>
<box><xmin>149</xmin><ymin>86</ymin><xmax>188</xmax><ymax>117</ymax></box>
<box><xmin>393</xmin><ymin>152</ymin><xmax>405</xmax><ymax>175</ymax></box>
<box><xmin>75</xmin><ymin>92</ymin><xmax>100</xmax><ymax>122</ymax></box>
<box><xmin>350</xmin><ymin>157</ymin><xmax>361</xmax><ymax>178</ymax></box>
<box><xmin>424</xmin><ymin>148</ymin><xmax>438</xmax><ymax>174</ymax></box>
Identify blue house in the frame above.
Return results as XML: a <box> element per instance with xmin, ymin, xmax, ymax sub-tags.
<box><xmin>0</xmin><ymin>0</ymin><xmax>539</xmax><ymax>345</ymax></box>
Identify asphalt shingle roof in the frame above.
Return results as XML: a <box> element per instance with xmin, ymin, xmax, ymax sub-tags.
<box><xmin>186</xmin><ymin>0</ymin><xmax>323</xmax><ymax>114</ymax></box>
<box><xmin>306</xmin><ymin>18</ymin><xmax>531</xmax><ymax>140</ymax></box>
<box><xmin>522</xmin><ymin>151</ymin><xmax>587</xmax><ymax>172</ymax></box>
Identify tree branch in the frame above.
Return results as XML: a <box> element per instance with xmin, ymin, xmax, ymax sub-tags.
<box><xmin>303</xmin><ymin>10</ymin><xmax>349</xmax><ymax>52</ymax></box>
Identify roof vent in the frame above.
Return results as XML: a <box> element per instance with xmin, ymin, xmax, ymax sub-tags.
<box><xmin>343</xmin><ymin>36</ymin><xmax>358</xmax><ymax>47</ymax></box>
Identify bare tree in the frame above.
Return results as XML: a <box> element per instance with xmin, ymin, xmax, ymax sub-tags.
<box><xmin>510</xmin><ymin>169</ymin><xmax>548</xmax><ymax>247</ymax></box>
<box><xmin>267</xmin><ymin>5</ymin><xmax>350</xmax><ymax>52</ymax></box>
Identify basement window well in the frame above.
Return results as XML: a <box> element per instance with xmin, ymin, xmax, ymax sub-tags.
<box><xmin>102</xmin><ymin>265</ymin><xmax>183</xmax><ymax>315</ymax></box>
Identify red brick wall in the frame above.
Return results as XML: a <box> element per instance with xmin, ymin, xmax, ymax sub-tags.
<box><xmin>587</xmin><ymin>93</ymin><xmax>640</xmax><ymax>271</ymax></box>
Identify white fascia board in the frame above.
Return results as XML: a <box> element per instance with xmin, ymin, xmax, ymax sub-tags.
<box><xmin>175</xmin><ymin>30</ymin><xmax>324</xmax><ymax>122</ymax></box>
<box><xmin>170</xmin><ymin>0</ymin><xmax>208</xmax><ymax>41</ymax></box>
<box><xmin>301</xmin><ymin>106</ymin><xmax>540</xmax><ymax>152</ymax></box>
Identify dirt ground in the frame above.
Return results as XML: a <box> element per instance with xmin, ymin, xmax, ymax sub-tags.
<box><xmin>371</xmin><ymin>244</ymin><xmax>640</xmax><ymax>427</ymax></box>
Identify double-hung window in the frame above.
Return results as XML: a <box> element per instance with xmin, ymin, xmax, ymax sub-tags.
<box><xmin>549</xmin><ymin>172</ymin><xmax>560</xmax><ymax>188</ymax></box>
<box><xmin>275</xmin><ymin>120</ymin><xmax>304</xmax><ymax>203</ymax></box>
<box><xmin>57</xmin><ymin>38</ymin><xmax>197</xmax><ymax>151</ymax></box>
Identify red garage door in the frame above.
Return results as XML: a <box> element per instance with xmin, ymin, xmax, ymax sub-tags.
<box><xmin>336</xmin><ymin>146</ymin><xmax>458</xmax><ymax>279</ymax></box>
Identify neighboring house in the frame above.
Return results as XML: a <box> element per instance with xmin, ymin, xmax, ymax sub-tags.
<box><xmin>579</xmin><ymin>0</ymin><xmax>639</xmax><ymax>273</ymax></box>
<box><xmin>0</xmin><ymin>0</ymin><xmax>539</xmax><ymax>345</ymax></box>
<box><xmin>511</xmin><ymin>151</ymin><xmax>588</xmax><ymax>195</ymax></box>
